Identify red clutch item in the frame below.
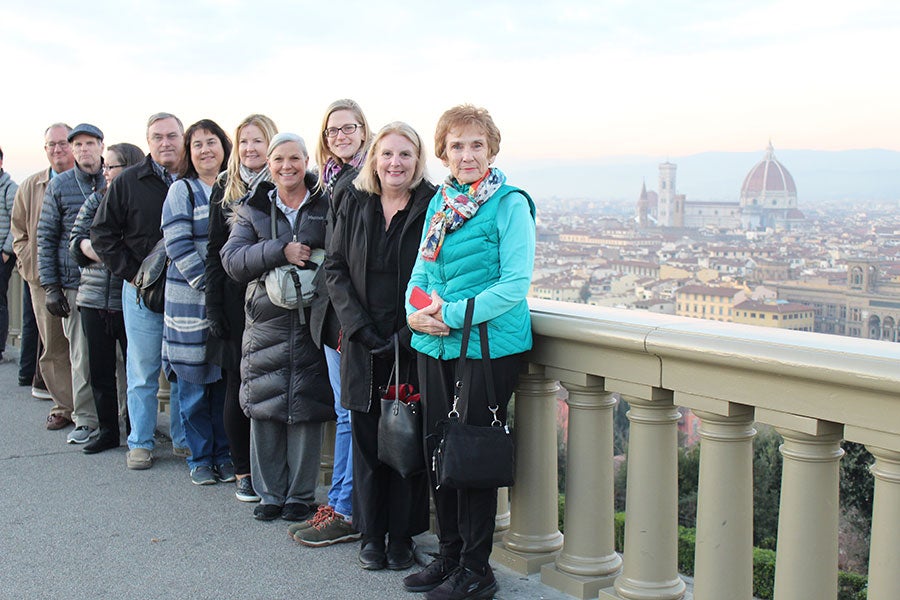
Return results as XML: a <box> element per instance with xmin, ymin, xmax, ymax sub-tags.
<box><xmin>381</xmin><ymin>383</ymin><xmax>419</xmax><ymax>404</ymax></box>
<box><xmin>409</xmin><ymin>286</ymin><xmax>431</xmax><ymax>310</ymax></box>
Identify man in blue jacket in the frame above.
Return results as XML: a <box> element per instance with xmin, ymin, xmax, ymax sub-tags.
<box><xmin>38</xmin><ymin>123</ymin><xmax>105</xmax><ymax>444</ymax></box>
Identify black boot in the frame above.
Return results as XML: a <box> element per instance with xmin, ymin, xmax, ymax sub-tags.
<box><xmin>83</xmin><ymin>429</ymin><xmax>119</xmax><ymax>454</ymax></box>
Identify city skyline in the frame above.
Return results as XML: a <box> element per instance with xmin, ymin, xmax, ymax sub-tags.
<box><xmin>3</xmin><ymin>1</ymin><xmax>900</xmax><ymax>183</ymax></box>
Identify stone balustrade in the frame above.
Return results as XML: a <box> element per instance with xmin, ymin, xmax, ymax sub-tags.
<box><xmin>492</xmin><ymin>299</ymin><xmax>899</xmax><ymax>600</ymax></box>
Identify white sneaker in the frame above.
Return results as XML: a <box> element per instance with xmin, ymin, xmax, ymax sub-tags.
<box><xmin>32</xmin><ymin>387</ymin><xmax>53</xmax><ymax>400</ymax></box>
<box><xmin>66</xmin><ymin>426</ymin><xmax>98</xmax><ymax>444</ymax></box>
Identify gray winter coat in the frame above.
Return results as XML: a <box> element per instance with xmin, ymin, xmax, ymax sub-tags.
<box><xmin>38</xmin><ymin>163</ymin><xmax>104</xmax><ymax>289</ymax></box>
<box><xmin>0</xmin><ymin>170</ymin><xmax>18</xmax><ymax>255</ymax></box>
<box><xmin>220</xmin><ymin>177</ymin><xmax>334</xmax><ymax>424</ymax></box>
<box><xmin>69</xmin><ymin>190</ymin><xmax>123</xmax><ymax>311</ymax></box>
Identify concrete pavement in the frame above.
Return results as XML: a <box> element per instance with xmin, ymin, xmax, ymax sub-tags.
<box><xmin>0</xmin><ymin>351</ymin><xmax>569</xmax><ymax>600</ymax></box>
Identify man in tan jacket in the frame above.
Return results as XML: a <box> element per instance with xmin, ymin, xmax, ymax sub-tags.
<box><xmin>12</xmin><ymin>123</ymin><xmax>77</xmax><ymax>430</ymax></box>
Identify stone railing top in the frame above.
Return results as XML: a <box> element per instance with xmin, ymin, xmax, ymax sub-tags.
<box><xmin>528</xmin><ymin>299</ymin><xmax>900</xmax><ymax>444</ymax></box>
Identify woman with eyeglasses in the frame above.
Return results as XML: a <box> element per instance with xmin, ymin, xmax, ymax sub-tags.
<box><xmin>68</xmin><ymin>142</ymin><xmax>145</xmax><ymax>454</ymax></box>
<box><xmin>298</xmin><ymin>100</ymin><xmax>371</xmax><ymax>544</ymax></box>
<box><xmin>161</xmin><ymin>119</ymin><xmax>233</xmax><ymax>486</ymax></box>
<box><xmin>206</xmin><ymin>114</ymin><xmax>278</xmax><ymax>503</ymax></box>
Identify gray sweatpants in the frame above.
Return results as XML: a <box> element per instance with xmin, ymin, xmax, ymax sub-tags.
<box><xmin>250</xmin><ymin>418</ymin><xmax>323</xmax><ymax>506</ymax></box>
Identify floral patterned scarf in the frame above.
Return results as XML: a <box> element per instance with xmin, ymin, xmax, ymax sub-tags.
<box><xmin>420</xmin><ymin>167</ymin><xmax>506</xmax><ymax>261</ymax></box>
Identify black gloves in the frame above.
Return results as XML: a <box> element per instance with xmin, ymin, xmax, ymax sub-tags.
<box><xmin>353</xmin><ymin>325</ymin><xmax>394</xmax><ymax>357</ymax></box>
<box><xmin>206</xmin><ymin>306</ymin><xmax>229</xmax><ymax>339</ymax></box>
<box><xmin>45</xmin><ymin>286</ymin><xmax>71</xmax><ymax>318</ymax></box>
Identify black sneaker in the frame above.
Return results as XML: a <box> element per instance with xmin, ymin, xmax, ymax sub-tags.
<box><xmin>403</xmin><ymin>554</ymin><xmax>458</xmax><ymax>592</ymax></box>
<box><xmin>235</xmin><ymin>476</ymin><xmax>260</xmax><ymax>503</ymax></box>
<box><xmin>281</xmin><ymin>502</ymin><xmax>314</xmax><ymax>521</ymax></box>
<box><xmin>190</xmin><ymin>465</ymin><xmax>217</xmax><ymax>486</ymax></box>
<box><xmin>424</xmin><ymin>565</ymin><xmax>497</xmax><ymax>600</ymax></box>
<box><xmin>214</xmin><ymin>462</ymin><xmax>236</xmax><ymax>483</ymax></box>
<box><xmin>253</xmin><ymin>504</ymin><xmax>282</xmax><ymax>521</ymax></box>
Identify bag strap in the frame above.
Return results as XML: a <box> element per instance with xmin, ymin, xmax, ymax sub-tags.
<box><xmin>391</xmin><ymin>333</ymin><xmax>401</xmax><ymax>401</ymax></box>
<box><xmin>451</xmin><ymin>298</ymin><xmax>501</xmax><ymax>426</ymax></box>
<box><xmin>269</xmin><ymin>197</ymin><xmax>307</xmax><ymax>324</ymax></box>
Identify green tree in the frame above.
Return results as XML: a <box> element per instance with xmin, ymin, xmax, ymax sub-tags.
<box><xmin>752</xmin><ymin>425</ymin><xmax>783</xmax><ymax>548</ymax></box>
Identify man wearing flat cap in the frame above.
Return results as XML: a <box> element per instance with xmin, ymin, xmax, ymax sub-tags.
<box><xmin>37</xmin><ymin>123</ymin><xmax>105</xmax><ymax>444</ymax></box>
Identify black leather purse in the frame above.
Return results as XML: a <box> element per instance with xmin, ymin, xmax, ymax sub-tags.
<box><xmin>134</xmin><ymin>182</ymin><xmax>195</xmax><ymax>313</ymax></box>
<box><xmin>377</xmin><ymin>335</ymin><xmax>424</xmax><ymax>477</ymax></box>
<box><xmin>432</xmin><ymin>299</ymin><xmax>515</xmax><ymax>489</ymax></box>
<box><xmin>134</xmin><ymin>237</ymin><xmax>168</xmax><ymax>313</ymax></box>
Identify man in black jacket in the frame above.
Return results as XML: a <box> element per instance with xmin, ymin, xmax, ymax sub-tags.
<box><xmin>91</xmin><ymin>112</ymin><xmax>187</xmax><ymax>470</ymax></box>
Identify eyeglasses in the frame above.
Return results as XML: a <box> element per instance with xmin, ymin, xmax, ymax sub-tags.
<box><xmin>103</xmin><ymin>163</ymin><xmax>126</xmax><ymax>172</ymax></box>
<box><xmin>324</xmin><ymin>124</ymin><xmax>362</xmax><ymax>138</ymax></box>
<box><xmin>45</xmin><ymin>141</ymin><xmax>70</xmax><ymax>150</ymax></box>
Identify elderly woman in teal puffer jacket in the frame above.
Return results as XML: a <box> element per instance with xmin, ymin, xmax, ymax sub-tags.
<box><xmin>403</xmin><ymin>105</ymin><xmax>536</xmax><ymax>600</ymax></box>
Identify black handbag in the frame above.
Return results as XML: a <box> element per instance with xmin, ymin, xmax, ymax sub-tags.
<box><xmin>134</xmin><ymin>237</ymin><xmax>168</xmax><ymax>313</ymax></box>
<box><xmin>377</xmin><ymin>336</ymin><xmax>424</xmax><ymax>477</ymax></box>
<box><xmin>133</xmin><ymin>182</ymin><xmax>195</xmax><ymax>313</ymax></box>
<box><xmin>432</xmin><ymin>299</ymin><xmax>515</xmax><ymax>490</ymax></box>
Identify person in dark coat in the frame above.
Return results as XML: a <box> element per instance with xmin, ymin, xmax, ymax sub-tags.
<box><xmin>220</xmin><ymin>133</ymin><xmax>334</xmax><ymax>522</ymax></box>
<box><xmin>69</xmin><ymin>142</ymin><xmax>144</xmax><ymax>453</ymax></box>
<box><xmin>206</xmin><ymin>114</ymin><xmax>278</xmax><ymax>502</ymax></box>
<box><xmin>322</xmin><ymin>122</ymin><xmax>433</xmax><ymax>571</ymax></box>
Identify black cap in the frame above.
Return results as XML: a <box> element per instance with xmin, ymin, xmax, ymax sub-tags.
<box><xmin>67</xmin><ymin>123</ymin><xmax>104</xmax><ymax>143</ymax></box>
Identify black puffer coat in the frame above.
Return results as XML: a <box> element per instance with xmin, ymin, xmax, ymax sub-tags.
<box><xmin>324</xmin><ymin>180</ymin><xmax>434</xmax><ymax>412</ymax></box>
<box><xmin>220</xmin><ymin>174</ymin><xmax>334</xmax><ymax>424</ymax></box>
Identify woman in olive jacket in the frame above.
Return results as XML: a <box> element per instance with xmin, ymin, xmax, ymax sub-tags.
<box><xmin>220</xmin><ymin>133</ymin><xmax>334</xmax><ymax>521</ymax></box>
<box><xmin>324</xmin><ymin>122</ymin><xmax>433</xmax><ymax>571</ymax></box>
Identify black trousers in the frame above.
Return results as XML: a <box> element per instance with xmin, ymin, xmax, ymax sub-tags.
<box><xmin>223</xmin><ymin>368</ymin><xmax>251</xmax><ymax>474</ymax></box>
<box><xmin>80</xmin><ymin>307</ymin><xmax>127</xmax><ymax>436</ymax></box>
<box><xmin>18</xmin><ymin>279</ymin><xmax>40</xmax><ymax>383</ymax></box>
<box><xmin>351</xmin><ymin>353</ymin><xmax>429</xmax><ymax>540</ymax></box>
<box><xmin>0</xmin><ymin>255</ymin><xmax>14</xmax><ymax>354</ymax></box>
<box><xmin>418</xmin><ymin>352</ymin><xmax>522</xmax><ymax>571</ymax></box>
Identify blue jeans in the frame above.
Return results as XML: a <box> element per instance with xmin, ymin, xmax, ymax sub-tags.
<box><xmin>178</xmin><ymin>377</ymin><xmax>230</xmax><ymax>470</ymax></box>
<box><xmin>325</xmin><ymin>345</ymin><xmax>353</xmax><ymax>517</ymax></box>
<box><xmin>121</xmin><ymin>282</ymin><xmax>185</xmax><ymax>450</ymax></box>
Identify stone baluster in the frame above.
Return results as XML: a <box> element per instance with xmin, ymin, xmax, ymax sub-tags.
<box><xmin>865</xmin><ymin>445</ymin><xmax>900</xmax><ymax>599</ymax></box>
<box><xmin>692</xmin><ymin>407</ymin><xmax>756</xmax><ymax>600</ymax></box>
<box><xmin>606</xmin><ymin>389</ymin><xmax>686</xmax><ymax>600</ymax></box>
<box><xmin>542</xmin><ymin>380</ymin><xmax>622</xmax><ymax>599</ymax></box>
<box><xmin>493</xmin><ymin>370</ymin><xmax>564</xmax><ymax>573</ymax></box>
<box><xmin>772</xmin><ymin>425</ymin><xmax>843</xmax><ymax>600</ymax></box>
<box><xmin>494</xmin><ymin>487</ymin><xmax>511</xmax><ymax>542</ymax></box>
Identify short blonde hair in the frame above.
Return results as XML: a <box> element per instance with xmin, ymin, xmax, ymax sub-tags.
<box><xmin>434</xmin><ymin>104</ymin><xmax>501</xmax><ymax>161</ymax></box>
<box><xmin>314</xmin><ymin>99</ymin><xmax>371</xmax><ymax>190</ymax></box>
<box><xmin>354</xmin><ymin>122</ymin><xmax>428</xmax><ymax>196</ymax></box>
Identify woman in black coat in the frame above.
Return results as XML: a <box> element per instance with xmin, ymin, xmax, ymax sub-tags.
<box><xmin>206</xmin><ymin>114</ymin><xmax>278</xmax><ymax>502</ymax></box>
<box><xmin>220</xmin><ymin>133</ymin><xmax>334</xmax><ymax>522</ymax></box>
<box><xmin>324</xmin><ymin>122</ymin><xmax>434</xmax><ymax>571</ymax></box>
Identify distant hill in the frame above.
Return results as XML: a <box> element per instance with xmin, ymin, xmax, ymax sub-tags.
<box><xmin>505</xmin><ymin>149</ymin><xmax>900</xmax><ymax>203</ymax></box>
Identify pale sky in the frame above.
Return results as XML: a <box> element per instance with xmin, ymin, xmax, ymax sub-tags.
<box><xmin>3</xmin><ymin>0</ymin><xmax>899</xmax><ymax>184</ymax></box>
